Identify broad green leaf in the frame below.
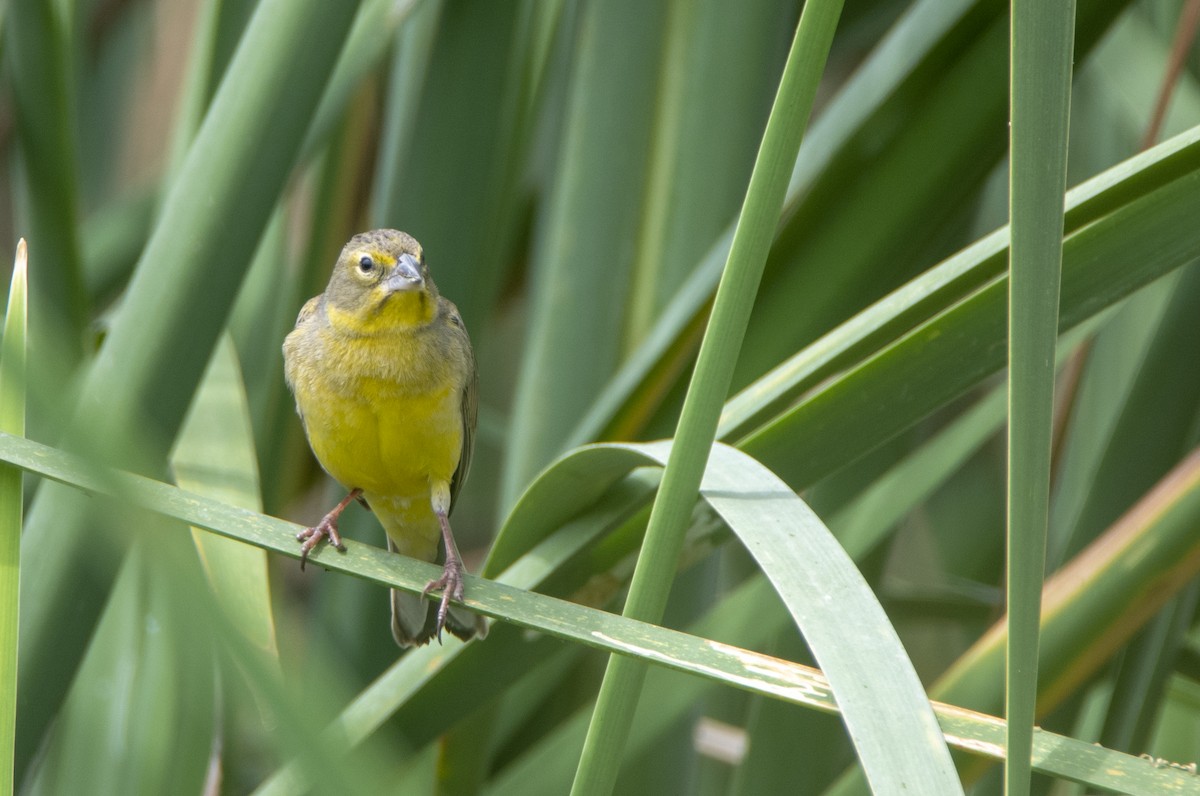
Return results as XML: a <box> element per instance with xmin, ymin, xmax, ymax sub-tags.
<box><xmin>658</xmin><ymin>442</ymin><xmax>960</xmax><ymax>793</ymax></box>
<box><xmin>22</xmin><ymin>544</ymin><xmax>216</xmax><ymax>796</ymax></box>
<box><xmin>171</xmin><ymin>334</ymin><xmax>277</xmax><ymax>659</ymax></box>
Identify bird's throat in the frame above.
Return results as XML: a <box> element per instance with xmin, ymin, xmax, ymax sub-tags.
<box><xmin>329</xmin><ymin>290</ymin><xmax>434</xmax><ymax>335</ymax></box>
<box><xmin>379</xmin><ymin>289</ymin><xmax>434</xmax><ymax>328</ymax></box>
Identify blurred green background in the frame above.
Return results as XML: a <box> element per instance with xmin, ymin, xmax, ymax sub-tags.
<box><xmin>3</xmin><ymin>0</ymin><xmax>1200</xmax><ymax>793</ymax></box>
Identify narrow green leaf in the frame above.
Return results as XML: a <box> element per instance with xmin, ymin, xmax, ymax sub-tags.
<box><xmin>1054</xmin><ymin>265</ymin><xmax>1200</xmax><ymax>562</ymax></box>
<box><xmin>370</xmin><ymin>0</ymin><xmax>443</xmax><ymax>228</ymax></box>
<box><xmin>1100</xmin><ymin>584</ymin><xmax>1200</xmax><ymax>756</ymax></box>
<box><xmin>0</xmin><ymin>240</ymin><xmax>28</xmax><ymax>796</ymax></box>
<box><xmin>1047</xmin><ymin>276</ymin><xmax>1178</xmax><ymax>569</ymax></box>
<box><xmin>625</xmin><ymin>0</ymin><xmax>788</xmax><ymax>345</ymax></box>
<box><xmin>1006</xmin><ymin>4</ymin><xmax>1076</xmax><ymax>793</ymax></box>
<box><xmin>297</xmin><ymin>0</ymin><xmax>416</xmax><ymax>163</ymax></box>
<box><xmin>79</xmin><ymin>190</ymin><xmax>156</xmax><ymax>306</ymax></box>
<box><xmin>162</xmin><ymin>0</ymin><xmax>223</xmax><ymax>179</ymax></box>
<box><xmin>830</xmin><ymin>317</ymin><xmax>1105</xmax><ymax>565</ymax></box>
<box><xmin>1042</xmin><ymin>261</ymin><xmax>1200</xmax><ymax>758</ymax></box>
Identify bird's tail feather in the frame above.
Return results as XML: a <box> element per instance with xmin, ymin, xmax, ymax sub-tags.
<box><xmin>387</xmin><ymin>537</ymin><xmax>488</xmax><ymax>647</ymax></box>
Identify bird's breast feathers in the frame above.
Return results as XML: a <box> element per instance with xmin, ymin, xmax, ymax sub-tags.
<box><xmin>285</xmin><ymin>321</ymin><xmax>467</xmax><ymax>499</ymax></box>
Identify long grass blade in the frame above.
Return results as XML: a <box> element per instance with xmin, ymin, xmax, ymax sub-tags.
<box><xmin>1006</xmin><ymin>3</ymin><xmax>1076</xmax><ymax>793</ymax></box>
<box><xmin>0</xmin><ymin>241</ymin><xmax>28</xmax><ymax>796</ymax></box>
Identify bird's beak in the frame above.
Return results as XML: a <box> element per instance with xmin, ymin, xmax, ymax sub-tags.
<box><xmin>384</xmin><ymin>253</ymin><xmax>424</xmax><ymax>293</ymax></box>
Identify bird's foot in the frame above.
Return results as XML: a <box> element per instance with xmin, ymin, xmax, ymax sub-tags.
<box><xmin>422</xmin><ymin>556</ymin><xmax>466</xmax><ymax>643</ymax></box>
<box><xmin>297</xmin><ymin>489</ymin><xmax>361</xmax><ymax>570</ymax></box>
<box><xmin>296</xmin><ymin>515</ymin><xmax>346</xmax><ymax>570</ymax></box>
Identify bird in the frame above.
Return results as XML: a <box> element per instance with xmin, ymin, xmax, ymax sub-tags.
<box><xmin>283</xmin><ymin>228</ymin><xmax>486</xmax><ymax>646</ymax></box>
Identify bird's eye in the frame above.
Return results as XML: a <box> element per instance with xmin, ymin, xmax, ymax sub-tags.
<box><xmin>358</xmin><ymin>255</ymin><xmax>376</xmax><ymax>275</ymax></box>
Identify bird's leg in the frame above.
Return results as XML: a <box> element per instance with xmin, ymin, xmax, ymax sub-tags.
<box><xmin>422</xmin><ymin>511</ymin><xmax>466</xmax><ymax>642</ymax></box>
<box><xmin>422</xmin><ymin>483</ymin><xmax>466</xmax><ymax>642</ymax></box>
<box><xmin>297</xmin><ymin>487</ymin><xmax>361</xmax><ymax>570</ymax></box>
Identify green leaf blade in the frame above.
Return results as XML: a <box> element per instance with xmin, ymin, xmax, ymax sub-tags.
<box><xmin>0</xmin><ymin>240</ymin><xmax>28</xmax><ymax>796</ymax></box>
<box><xmin>1006</xmin><ymin>3</ymin><xmax>1076</xmax><ymax>793</ymax></box>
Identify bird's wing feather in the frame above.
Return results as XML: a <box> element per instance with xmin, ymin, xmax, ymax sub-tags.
<box><xmin>294</xmin><ymin>295</ymin><xmax>321</xmax><ymax>328</ymax></box>
<box><xmin>285</xmin><ymin>295</ymin><xmax>324</xmax><ymax>428</ymax></box>
<box><xmin>446</xmin><ymin>303</ymin><xmax>476</xmax><ymax>516</ymax></box>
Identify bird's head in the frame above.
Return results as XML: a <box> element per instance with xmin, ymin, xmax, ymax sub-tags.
<box><xmin>324</xmin><ymin>229</ymin><xmax>440</xmax><ymax>332</ymax></box>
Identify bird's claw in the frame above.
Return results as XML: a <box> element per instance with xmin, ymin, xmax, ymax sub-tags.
<box><xmin>422</xmin><ymin>558</ymin><xmax>466</xmax><ymax>643</ymax></box>
<box><xmin>296</xmin><ymin>515</ymin><xmax>347</xmax><ymax>571</ymax></box>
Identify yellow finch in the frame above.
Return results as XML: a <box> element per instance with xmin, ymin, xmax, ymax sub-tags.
<box><xmin>283</xmin><ymin>229</ymin><xmax>485</xmax><ymax>646</ymax></box>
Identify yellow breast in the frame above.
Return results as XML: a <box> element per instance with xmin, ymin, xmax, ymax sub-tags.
<box><xmin>284</xmin><ymin>313</ymin><xmax>466</xmax><ymax>503</ymax></box>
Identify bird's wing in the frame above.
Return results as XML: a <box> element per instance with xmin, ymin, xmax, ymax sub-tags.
<box><xmin>447</xmin><ymin>304</ymin><xmax>477</xmax><ymax>516</ymax></box>
<box><xmin>284</xmin><ymin>295</ymin><xmax>323</xmax><ymax>428</ymax></box>
<box><xmin>295</xmin><ymin>295</ymin><xmax>321</xmax><ymax>328</ymax></box>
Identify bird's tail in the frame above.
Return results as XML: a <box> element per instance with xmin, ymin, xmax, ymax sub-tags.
<box><xmin>387</xmin><ymin>538</ymin><xmax>487</xmax><ymax>646</ymax></box>
<box><xmin>370</xmin><ymin>495</ymin><xmax>486</xmax><ymax>647</ymax></box>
